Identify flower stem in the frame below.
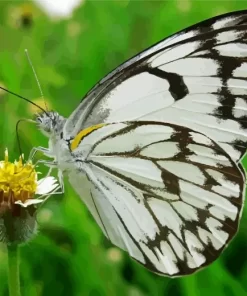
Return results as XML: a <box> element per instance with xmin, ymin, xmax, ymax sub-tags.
<box><xmin>7</xmin><ymin>244</ymin><xmax>21</xmax><ymax>296</ymax></box>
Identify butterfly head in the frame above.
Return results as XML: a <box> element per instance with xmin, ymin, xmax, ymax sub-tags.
<box><xmin>35</xmin><ymin>111</ymin><xmax>66</xmax><ymax>137</ymax></box>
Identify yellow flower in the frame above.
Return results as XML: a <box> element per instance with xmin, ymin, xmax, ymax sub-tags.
<box><xmin>0</xmin><ymin>149</ymin><xmax>59</xmax><ymax>245</ymax></box>
<box><xmin>0</xmin><ymin>149</ymin><xmax>58</xmax><ymax>213</ymax></box>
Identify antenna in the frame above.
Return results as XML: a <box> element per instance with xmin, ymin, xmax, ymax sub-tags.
<box><xmin>0</xmin><ymin>86</ymin><xmax>48</xmax><ymax>114</ymax></box>
<box><xmin>25</xmin><ymin>49</ymin><xmax>48</xmax><ymax>111</ymax></box>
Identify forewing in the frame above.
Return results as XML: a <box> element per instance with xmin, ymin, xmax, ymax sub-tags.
<box><xmin>71</xmin><ymin>122</ymin><xmax>245</xmax><ymax>277</ymax></box>
<box><xmin>64</xmin><ymin>10</ymin><xmax>247</xmax><ymax>162</ymax></box>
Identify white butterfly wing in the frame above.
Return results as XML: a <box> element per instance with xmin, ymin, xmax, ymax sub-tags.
<box><xmin>69</xmin><ymin>122</ymin><xmax>245</xmax><ymax>277</ymax></box>
<box><xmin>68</xmin><ymin>171</ymin><xmax>144</xmax><ymax>259</ymax></box>
<box><xmin>64</xmin><ymin>10</ymin><xmax>247</xmax><ymax>163</ymax></box>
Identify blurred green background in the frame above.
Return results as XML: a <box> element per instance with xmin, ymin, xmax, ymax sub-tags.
<box><xmin>0</xmin><ymin>0</ymin><xmax>247</xmax><ymax>295</ymax></box>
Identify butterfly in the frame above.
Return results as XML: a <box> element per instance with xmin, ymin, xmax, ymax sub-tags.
<box><xmin>33</xmin><ymin>10</ymin><xmax>247</xmax><ymax>277</ymax></box>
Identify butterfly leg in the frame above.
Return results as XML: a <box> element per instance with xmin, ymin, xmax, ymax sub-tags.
<box><xmin>34</xmin><ymin>159</ymin><xmax>64</xmax><ymax>194</ymax></box>
<box><xmin>34</xmin><ymin>159</ymin><xmax>58</xmax><ymax>178</ymax></box>
<box><xmin>38</xmin><ymin>178</ymin><xmax>65</xmax><ymax>207</ymax></box>
<box><xmin>35</xmin><ymin>159</ymin><xmax>58</xmax><ymax>168</ymax></box>
<box><xmin>28</xmin><ymin>146</ymin><xmax>52</xmax><ymax>161</ymax></box>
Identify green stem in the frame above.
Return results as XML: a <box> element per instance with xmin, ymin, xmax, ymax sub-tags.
<box><xmin>7</xmin><ymin>244</ymin><xmax>21</xmax><ymax>296</ymax></box>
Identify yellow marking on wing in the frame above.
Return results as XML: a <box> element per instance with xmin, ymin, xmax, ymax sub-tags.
<box><xmin>70</xmin><ymin>123</ymin><xmax>106</xmax><ymax>151</ymax></box>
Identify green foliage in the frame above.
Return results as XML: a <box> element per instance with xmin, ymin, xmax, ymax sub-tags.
<box><xmin>0</xmin><ymin>1</ymin><xmax>246</xmax><ymax>295</ymax></box>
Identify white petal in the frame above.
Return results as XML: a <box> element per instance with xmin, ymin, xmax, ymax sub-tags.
<box><xmin>15</xmin><ymin>199</ymin><xmax>43</xmax><ymax>207</ymax></box>
<box><xmin>36</xmin><ymin>176</ymin><xmax>59</xmax><ymax>195</ymax></box>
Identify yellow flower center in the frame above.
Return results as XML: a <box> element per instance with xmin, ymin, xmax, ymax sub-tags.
<box><xmin>0</xmin><ymin>149</ymin><xmax>37</xmax><ymax>211</ymax></box>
